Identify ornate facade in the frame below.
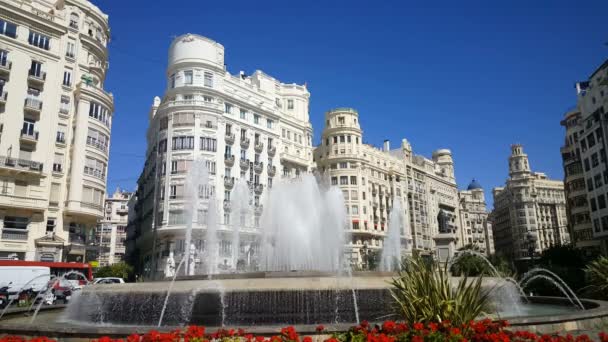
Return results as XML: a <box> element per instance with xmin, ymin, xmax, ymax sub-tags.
<box><xmin>0</xmin><ymin>0</ymin><xmax>113</xmax><ymax>262</ymax></box>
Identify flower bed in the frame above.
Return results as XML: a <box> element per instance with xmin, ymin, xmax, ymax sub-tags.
<box><xmin>0</xmin><ymin>320</ymin><xmax>605</xmax><ymax>342</ymax></box>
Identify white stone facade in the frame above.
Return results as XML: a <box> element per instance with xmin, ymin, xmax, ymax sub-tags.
<box><xmin>127</xmin><ymin>34</ymin><xmax>314</xmax><ymax>275</ymax></box>
<box><xmin>94</xmin><ymin>188</ymin><xmax>131</xmax><ymax>266</ymax></box>
<box><xmin>458</xmin><ymin>182</ymin><xmax>494</xmax><ymax>255</ymax></box>
<box><xmin>491</xmin><ymin>145</ymin><xmax>570</xmax><ymax>260</ymax></box>
<box><xmin>0</xmin><ymin>0</ymin><xmax>113</xmax><ymax>262</ymax></box>
<box><xmin>560</xmin><ymin>60</ymin><xmax>608</xmax><ymax>255</ymax></box>
<box><xmin>312</xmin><ymin>108</ymin><xmax>463</xmax><ymax>265</ymax></box>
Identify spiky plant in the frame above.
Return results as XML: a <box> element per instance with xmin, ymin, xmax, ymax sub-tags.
<box><xmin>389</xmin><ymin>255</ymin><xmax>492</xmax><ymax>325</ymax></box>
<box><xmin>584</xmin><ymin>256</ymin><xmax>608</xmax><ymax>299</ymax></box>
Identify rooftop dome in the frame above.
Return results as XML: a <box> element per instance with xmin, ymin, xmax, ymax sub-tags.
<box><xmin>467</xmin><ymin>179</ymin><xmax>483</xmax><ymax>190</ymax></box>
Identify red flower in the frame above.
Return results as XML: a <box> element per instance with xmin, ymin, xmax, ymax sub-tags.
<box><xmin>303</xmin><ymin>337</ymin><xmax>313</xmax><ymax>342</ymax></box>
<box><xmin>316</xmin><ymin>325</ymin><xmax>325</xmax><ymax>332</ymax></box>
<box><xmin>324</xmin><ymin>338</ymin><xmax>340</xmax><ymax>342</ymax></box>
<box><xmin>427</xmin><ymin>322</ymin><xmax>438</xmax><ymax>332</ymax></box>
<box><xmin>450</xmin><ymin>328</ymin><xmax>461</xmax><ymax>336</ymax></box>
<box><xmin>127</xmin><ymin>334</ymin><xmax>141</xmax><ymax>342</ymax></box>
<box><xmin>411</xmin><ymin>336</ymin><xmax>423</xmax><ymax>342</ymax></box>
<box><xmin>381</xmin><ymin>321</ymin><xmax>396</xmax><ymax>332</ymax></box>
<box><xmin>413</xmin><ymin>323</ymin><xmax>424</xmax><ymax>331</ymax></box>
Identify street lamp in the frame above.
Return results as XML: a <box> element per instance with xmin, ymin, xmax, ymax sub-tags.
<box><xmin>526</xmin><ymin>232</ymin><xmax>538</xmax><ymax>265</ymax></box>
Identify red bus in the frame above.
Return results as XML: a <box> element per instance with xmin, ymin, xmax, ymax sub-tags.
<box><xmin>0</xmin><ymin>260</ymin><xmax>93</xmax><ymax>284</ymax></box>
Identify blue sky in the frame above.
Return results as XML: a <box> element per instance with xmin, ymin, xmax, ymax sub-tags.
<box><xmin>99</xmin><ymin>0</ymin><xmax>608</xmax><ymax>208</ymax></box>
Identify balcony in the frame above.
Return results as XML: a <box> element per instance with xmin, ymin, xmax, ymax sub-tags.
<box><xmin>268</xmin><ymin>165</ymin><xmax>276</xmax><ymax>177</ymax></box>
<box><xmin>224</xmin><ymin>176</ymin><xmax>235</xmax><ymax>189</ymax></box>
<box><xmin>0</xmin><ymin>193</ymin><xmax>46</xmax><ymax>211</ymax></box>
<box><xmin>254</xmin><ymin>141</ymin><xmax>264</xmax><ymax>153</ymax></box>
<box><xmin>223</xmin><ymin>199</ymin><xmax>231</xmax><ymax>211</ymax></box>
<box><xmin>1</xmin><ymin>228</ymin><xmax>28</xmax><ymax>241</ymax></box>
<box><xmin>0</xmin><ymin>58</ymin><xmax>11</xmax><ymax>75</ymax></box>
<box><xmin>240</xmin><ymin>137</ymin><xmax>250</xmax><ymax>149</ymax></box>
<box><xmin>240</xmin><ymin>158</ymin><xmax>250</xmax><ymax>170</ymax></box>
<box><xmin>0</xmin><ymin>156</ymin><xmax>43</xmax><ymax>174</ymax></box>
<box><xmin>24</xmin><ymin>97</ymin><xmax>43</xmax><ymax>114</ymax></box>
<box><xmin>86</xmin><ymin>137</ymin><xmax>108</xmax><ymax>153</ymax></box>
<box><xmin>225</xmin><ymin>133</ymin><xmax>235</xmax><ymax>145</ymax></box>
<box><xmin>224</xmin><ymin>154</ymin><xmax>235</xmax><ymax>166</ymax></box>
<box><xmin>52</xmin><ymin>163</ymin><xmax>63</xmax><ymax>173</ymax></box>
<box><xmin>59</xmin><ymin>105</ymin><xmax>70</xmax><ymax>115</ymax></box>
<box><xmin>116</xmin><ymin>207</ymin><xmax>128</xmax><ymax>215</ymax></box>
<box><xmin>267</xmin><ymin>145</ymin><xmax>276</xmax><ymax>156</ymax></box>
<box><xmin>372</xmin><ymin>189</ymin><xmax>377</xmax><ymax>196</ymax></box>
<box><xmin>254</xmin><ymin>162</ymin><xmax>263</xmax><ymax>174</ymax></box>
<box><xmin>254</xmin><ymin>184</ymin><xmax>264</xmax><ymax>195</ymax></box>
<box><xmin>27</xmin><ymin>71</ymin><xmax>46</xmax><ymax>85</ymax></box>
<box><xmin>20</xmin><ymin>130</ymin><xmax>39</xmax><ymax>144</ymax></box>
<box><xmin>0</xmin><ymin>90</ymin><xmax>7</xmax><ymax>104</ymax></box>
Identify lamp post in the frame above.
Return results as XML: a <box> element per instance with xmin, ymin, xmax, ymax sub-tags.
<box><xmin>526</xmin><ymin>232</ymin><xmax>538</xmax><ymax>266</ymax></box>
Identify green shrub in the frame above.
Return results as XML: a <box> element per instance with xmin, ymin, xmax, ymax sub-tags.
<box><xmin>390</xmin><ymin>255</ymin><xmax>492</xmax><ymax>325</ymax></box>
<box><xmin>584</xmin><ymin>256</ymin><xmax>608</xmax><ymax>299</ymax></box>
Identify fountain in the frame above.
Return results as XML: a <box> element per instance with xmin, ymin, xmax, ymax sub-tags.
<box><xmin>0</xmin><ymin>171</ymin><xmax>604</xmax><ymax>336</ymax></box>
<box><xmin>380</xmin><ymin>198</ymin><xmax>405</xmax><ymax>271</ymax></box>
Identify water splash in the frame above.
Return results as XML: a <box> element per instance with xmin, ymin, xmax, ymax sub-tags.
<box><xmin>519</xmin><ymin>268</ymin><xmax>584</xmax><ymax>310</ymax></box>
<box><xmin>230</xmin><ymin>178</ymin><xmax>252</xmax><ymax>271</ymax></box>
<box><xmin>260</xmin><ymin>175</ymin><xmax>347</xmax><ymax>272</ymax></box>
<box><xmin>520</xmin><ymin>274</ymin><xmax>583</xmax><ymax>309</ymax></box>
<box><xmin>380</xmin><ymin>197</ymin><xmax>404</xmax><ymax>271</ymax></box>
<box><xmin>158</xmin><ymin>257</ymin><xmax>186</xmax><ymax>326</ymax></box>
<box><xmin>0</xmin><ymin>273</ymin><xmax>52</xmax><ymax>320</ymax></box>
<box><xmin>183</xmin><ymin>158</ymin><xmax>210</xmax><ymax>276</ymax></box>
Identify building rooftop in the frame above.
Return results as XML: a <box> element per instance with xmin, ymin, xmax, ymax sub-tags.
<box><xmin>467</xmin><ymin>179</ymin><xmax>483</xmax><ymax>190</ymax></box>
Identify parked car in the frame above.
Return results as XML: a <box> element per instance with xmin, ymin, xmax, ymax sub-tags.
<box><xmin>93</xmin><ymin>277</ymin><xmax>125</xmax><ymax>284</ymax></box>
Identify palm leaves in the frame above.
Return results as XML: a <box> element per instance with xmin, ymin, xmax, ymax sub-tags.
<box><xmin>389</xmin><ymin>255</ymin><xmax>492</xmax><ymax>325</ymax></box>
<box><xmin>584</xmin><ymin>256</ymin><xmax>608</xmax><ymax>298</ymax></box>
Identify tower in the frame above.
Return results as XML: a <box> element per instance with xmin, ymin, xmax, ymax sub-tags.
<box><xmin>509</xmin><ymin>144</ymin><xmax>531</xmax><ymax>178</ymax></box>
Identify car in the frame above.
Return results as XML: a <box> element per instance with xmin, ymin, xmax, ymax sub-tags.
<box><xmin>93</xmin><ymin>277</ymin><xmax>125</xmax><ymax>284</ymax></box>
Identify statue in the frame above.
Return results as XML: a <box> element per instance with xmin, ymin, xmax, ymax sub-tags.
<box><xmin>164</xmin><ymin>251</ymin><xmax>176</xmax><ymax>278</ymax></box>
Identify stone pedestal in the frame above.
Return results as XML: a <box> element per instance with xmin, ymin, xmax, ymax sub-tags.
<box><xmin>433</xmin><ymin>233</ymin><xmax>457</xmax><ymax>263</ymax></box>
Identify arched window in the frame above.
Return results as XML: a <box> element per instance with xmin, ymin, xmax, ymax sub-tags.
<box><xmin>69</xmin><ymin>13</ymin><xmax>79</xmax><ymax>29</ymax></box>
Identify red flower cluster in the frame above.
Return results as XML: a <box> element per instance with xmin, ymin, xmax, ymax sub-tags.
<box><xmin>0</xmin><ymin>320</ymin><xmax>603</xmax><ymax>342</ymax></box>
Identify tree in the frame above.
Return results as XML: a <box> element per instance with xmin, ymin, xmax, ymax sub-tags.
<box><xmin>95</xmin><ymin>262</ymin><xmax>134</xmax><ymax>280</ymax></box>
<box><xmin>526</xmin><ymin>245</ymin><xmax>590</xmax><ymax>296</ymax></box>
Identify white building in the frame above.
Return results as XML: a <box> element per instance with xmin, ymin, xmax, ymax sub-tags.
<box><xmin>0</xmin><ymin>0</ymin><xmax>113</xmax><ymax>262</ymax></box>
<box><xmin>94</xmin><ymin>188</ymin><xmax>131</xmax><ymax>266</ymax></box>
<box><xmin>560</xmin><ymin>59</ymin><xmax>607</xmax><ymax>255</ymax></box>
<box><xmin>313</xmin><ymin>108</ymin><xmax>463</xmax><ymax>265</ymax></box>
<box><xmin>491</xmin><ymin>145</ymin><xmax>570</xmax><ymax>261</ymax></box>
<box><xmin>126</xmin><ymin>34</ymin><xmax>314</xmax><ymax>276</ymax></box>
<box><xmin>458</xmin><ymin>180</ymin><xmax>494</xmax><ymax>255</ymax></box>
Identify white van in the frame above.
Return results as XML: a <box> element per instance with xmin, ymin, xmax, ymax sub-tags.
<box><xmin>0</xmin><ymin>266</ymin><xmax>50</xmax><ymax>298</ymax></box>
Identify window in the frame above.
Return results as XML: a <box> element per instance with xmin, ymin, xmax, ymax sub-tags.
<box><xmin>63</xmin><ymin>70</ymin><xmax>72</xmax><ymax>87</ymax></box>
<box><xmin>267</xmin><ymin>119</ymin><xmax>273</xmax><ymax>129</ymax></box>
<box><xmin>14</xmin><ymin>180</ymin><xmax>27</xmax><ymax>197</ymax></box>
<box><xmin>28</xmin><ymin>31</ymin><xmax>50</xmax><ymax>50</ymax></box>
<box><xmin>254</xmin><ymin>114</ymin><xmax>260</xmax><ymax>124</ymax></box>
<box><xmin>84</xmin><ymin>157</ymin><xmax>106</xmax><ymax>179</ymax></box>
<box><xmin>603</xmin><ymin>216</ymin><xmax>608</xmax><ymax>231</ymax></box>
<box><xmin>59</xmin><ymin>95</ymin><xmax>70</xmax><ymax>114</ymax></box>
<box><xmin>338</xmin><ymin>116</ymin><xmax>345</xmax><ymax>125</ymax></box>
<box><xmin>352</xmin><ymin>206</ymin><xmax>359</xmax><ymax>215</ymax></box>
<box><xmin>49</xmin><ymin>183</ymin><xmax>61</xmax><ymax>205</ymax></box>
<box><xmin>331</xmin><ymin>177</ymin><xmax>338</xmax><ymax>185</ymax></box>
<box><xmin>591</xmin><ymin>198</ymin><xmax>598</xmax><ymax>212</ymax></box>
<box><xmin>0</xmin><ymin>19</ymin><xmax>17</xmax><ymax>38</ymax></box>
<box><xmin>169</xmin><ymin>210</ymin><xmax>186</xmax><ymax>225</ymax></box>
<box><xmin>240</xmin><ymin>109</ymin><xmax>247</xmax><ymax>120</ymax></box>
<box><xmin>184</xmin><ymin>70</ymin><xmax>193</xmax><ymax>85</ymax></box>
<box><xmin>350</xmin><ymin>176</ymin><xmax>357</xmax><ymax>185</ymax></box>
<box><xmin>588</xmin><ymin>133</ymin><xmax>596</xmax><ymax>148</ymax></box>
<box><xmin>225</xmin><ymin>103</ymin><xmax>232</xmax><ymax>114</ymax></box>
<box><xmin>199</xmin><ymin>184</ymin><xmax>215</xmax><ymax>199</ymax></box>
<box><xmin>340</xmin><ymin>135</ymin><xmax>345</xmax><ymax>143</ymax></box>
<box><xmin>584</xmin><ymin>158</ymin><xmax>591</xmax><ymax>172</ymax></box>
<box><xmin>205</xmin><ymin>160</ymin><xmax>216</xmax><ymax>174</ymax></box>
<box><xmin>351</xmin><ymin>190</ymin><xmax>358</xmax><ymax>200</ymax></box>
<box><xmin>599</xmin><ymin>194</ymin><xmax>606</xmax><ymax>210</ymax></box>
<box><xmin>200</xmin><ymin>137</ymin><xmax>217</xmax><ymax>152</ymax></box>
<box><xmin>170</xmin><ymin>74</ymin><xmax>176</xmax><ymax>88</ymax></box>
<box><xmin>340</xmin><ymin>162</ymin><xmax>347</xmax><ymax>169</ymax></box>
<box><xmin>287</xmin><ymin>99</ymin><xmax>294</xmax><ymax>110</ymax></box>
<box><xmin>4</xmin><ymin>216</ymin><xmax>28</xmax><ymax>230</ymax></box>
<box><xmin>204</xmin><ymin>72</ymin><xmax>213</xmax><ymax>87</ymax></box>
<box><xmin>592</xmin><ymin>153</ymin><xmax>600</xmax><ymax>167</ymax></box>
<box><xmin>594</xmin><ymin>218</ymin><xmax>601</xmax><ymax>233</ymax></box>
<box><xmin>66</xmin><ymin>41</ymin><xmax>76</xmax><ymax>58</ymax></box>
<box><xmin>340</xmin><ymin>176</ymin><xmax>348</xmax><ymax>185</ymax></box>
<box><xmin>22</xmin><ymin>119</ymin><xmax>35</xmax><ymax>137</ymax></box>
<box><xmin>169</xmin><ymin>184</ymin><xmax>184</xmax><ymax>199</ymax></box>
<box><xmin>172</xmin><ymin>136</ymin><xmax>194</xmax><ymax>150</ymax></box>
<box><xmin>53</xmin><ymin>153</ymin><xmax>63</xmax><ymax>172</ymax></box>
<box><xmin>29</xmin><ymin>61</ymin><xmax>43</xmax><ymax>78</ymax></box>
<box><xmin>596</xmin><ymin>174</ymin><xmax>603</xmax><ymax>188</ymax></box>
<box><xmin>89</xmin><ymin>102</ymin><xmax>110</xmax><ymax>127</ymax></box>
<box><xmin>82</xmin><ymin>186</ymin><xmax>104</xmax><ymax>206</ymax></box>
<box><xmin>87</xmin><ymin>127</ymin><xmax>109</xmax><ymax>152</ymax></box>
<box><xmin>46</xmin><ymin>218</ymin><xmax>56</xmax><ymax>233</ymax></box>
<box><xmin>158</xmin><ymin>139</ymin><xmax>167</xmax><ymax>153</ymax></box>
